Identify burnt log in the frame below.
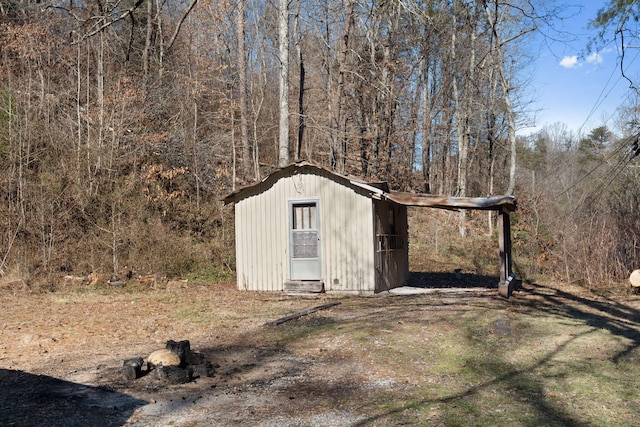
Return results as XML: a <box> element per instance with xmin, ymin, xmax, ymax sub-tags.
<box><xmin>122</xmin><ymin>357</ymin><xmax>144</xmax><ymax>381</ymax></box>
<box><xmin>155</xmin><ymin>364</ymin><xmax>193</xmax><ymax>384</ymax></box>
<box><xmin>185</xmin><ymin>350</ymin><xmax>205</xmax><ymax>366</ymax></box>
<box><xmin>192</xmin><ymin>360</ymin><xmax>216</xmax><ymax>378</ymax></box>
<box><xmin>128</xmin><ymin>340</ymin><xmax>215</xmax><ymax>384</ymax></box>
<box><xmin>166</xmin><ymin>340</ymin><xmax>190</xmax><ymax>367</ymax></box>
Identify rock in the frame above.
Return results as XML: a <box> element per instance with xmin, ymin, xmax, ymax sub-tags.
<box><xmin>630</xmin><ymin>270</ymin><xmax>640</xmax><ymax>287</ymax></box>
<box><xmin>122</xmin><ymin>357</ymin><xmax>144</xmax><ymax>381</ymax></box>
<box><xmin>147</xmin><ymin>349</ymin><xmax>181</xmax><ymax>369</ymax></box>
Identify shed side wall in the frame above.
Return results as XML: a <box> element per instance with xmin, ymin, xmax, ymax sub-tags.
<box><xmin>319</xmin><ymin>173</ymin><xmax>375</xmax><ymax>293</ymax></box>
<box><xmin>234</xmin><ymin>187</ymin><xmax>288</xmax><ymax>291</ymax></box>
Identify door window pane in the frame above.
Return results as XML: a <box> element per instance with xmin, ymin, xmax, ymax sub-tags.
<box><xmin>291</xmin><ymin>202</ymin><xmax>318</xmax><ymax>259</ymax></box>
<box><xmin>292</xmin><ymin>231</ymin><xmax>318</xmax><ymax>258</ymax></box>
<box><xmin>293</xmin><ymin>203</ymin><xmax>316</xmax><ymax>230</ymax></box>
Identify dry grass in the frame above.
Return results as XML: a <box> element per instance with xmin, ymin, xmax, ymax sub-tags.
<box><xmin>2</xmin><ymin>277</ymin><xmax>640</xmax><ymax>426</ymax></box>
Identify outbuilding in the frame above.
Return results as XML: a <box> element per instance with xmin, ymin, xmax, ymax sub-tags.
<box><xmin>222</xmin><ymin>161</ymin><xmax>516</xmax><ymax>296</ymax></box>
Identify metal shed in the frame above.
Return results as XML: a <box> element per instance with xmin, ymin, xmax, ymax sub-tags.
<box><xmin>223</xmin><ymin>161</ymin><xmax>517</xmax><ymax>296</ymax></box>
<box><xmin>222</xmin><ymin>162</ymin><xmax>409</xmax><ymax>294</ymax></box>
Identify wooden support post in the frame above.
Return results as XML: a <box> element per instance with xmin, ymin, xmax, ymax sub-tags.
<box><xmin>498</xmin><ymin>211</ymin><xmax>506</xmax><ymax>283</ymax></box>
<box><xmin>498</xmin><ymin>209</ymin><xmax>513</xmax><ymax>298</ymax></box>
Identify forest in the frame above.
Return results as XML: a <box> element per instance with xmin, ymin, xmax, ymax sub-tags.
<box><xmin>1</xmin><ymin>0</ymin><xmax>639</xmax><ymax>291</ymax></box>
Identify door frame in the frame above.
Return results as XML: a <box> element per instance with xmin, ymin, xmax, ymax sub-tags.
<box><xmin>288</xmin><ymin>198</ymin><xmax>322</xmax><ymax>281</ymax></box>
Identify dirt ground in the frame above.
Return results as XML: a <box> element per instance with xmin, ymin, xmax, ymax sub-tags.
<box><xmin>1</xmin><ymin>276</ymin><xmax>639</xmax><ymax>426</ymax></box>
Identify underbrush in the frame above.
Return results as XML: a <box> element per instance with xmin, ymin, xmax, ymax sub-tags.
<box><xmin>408</xmin><ymin>208</ymin><xmax>508</xmax><ymax>277</ymax></box>
<box><xmin>0</xmin><ymin>201</ymin><xmax>236</xmax><ymax>293</ymax></box>
<box><xmin>407</xmin><ymin>206</ymin><xmax>637</xmax><ymax>295</ymax></box>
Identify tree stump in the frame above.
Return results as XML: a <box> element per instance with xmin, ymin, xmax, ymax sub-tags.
<box><xmin>630</xmin><ymin>270</ymin><xmax>640</xmax><ymax>288</ymax></box>
<box><xmin>147</xmin><ymin>349</ymin><xmax>181</xmax><ymax>370</ymax></box>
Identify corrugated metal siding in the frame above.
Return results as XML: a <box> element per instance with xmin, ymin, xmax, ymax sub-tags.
<box><xmin>234</xmin><ymin>169</ymin><xmax>375</xmax><ymax>292</ymax></box>
<box><xmin>320</xmin><ymin>173</ymin><xmax>375</xmax><ymax>293</ymax></box>
<box><xmin>235</xmin><ymin>184</ymin><xmax>287</xmax><ymax>291</ymax></box>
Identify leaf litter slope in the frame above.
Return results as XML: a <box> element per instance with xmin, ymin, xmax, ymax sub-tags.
<box><xmin>1</xmin><ymin>280</ymin><xmax>640</xmax><ymax>426</ymax></box>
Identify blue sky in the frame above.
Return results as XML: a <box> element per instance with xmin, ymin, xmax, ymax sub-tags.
<box><xmin>520</xmin><ymin>2</ymin><xmax>639</xmax><ymax>137</ymax></box>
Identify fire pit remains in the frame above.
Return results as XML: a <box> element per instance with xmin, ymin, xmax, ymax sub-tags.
<box><xmin>123</xmin><ymin>340</ymin><xmax>216</xmax><ymax>385</ymax></box>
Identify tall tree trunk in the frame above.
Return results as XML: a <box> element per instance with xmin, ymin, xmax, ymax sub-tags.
<box><xmin>358</xmin><ymin>96</ymin><xmax>369</xmax><ymax>176</ymax></box>
<box><xmin>142</xmin><ymin>0</ymin><xmax>153</xmax><ymax>79</ymax></box>
<box><xmin>330</xmin><ymin>0</ymin><xmax>354</xmax><ymax>172</ymax></box>
<box><xmin>409</xmin><ymin>61</ymin><xmax>422</xmax><ymax>180</ymax></box>
<box><xmin>483</xmin><ymin>0</ymin><xmax>535</xmax><ymax>195</ymax></box>
<box><xmin>451</xmin><ymin>0</ymin><xmax>469</xmax><ymax>200</ymax></box>
<box><xmin>277</xmin><ymin>0</ymin><xmax>290</xmax><ymax>167</ymax></box>
<box><xmin>381</xmin><ymin>6</ymin><xmax>399</xmax><ymax>176</ymax></box>
<box><xmin>156</xmin><ymin>0</ymin><xmax>164</xmax><ymax>79</ymax></box>
<box><xmin>293</xmin><ymin>0</ymin><xmax>305</xmax><ymax>161</ymax></box>
<box><xmin>96</xmin><ymin>31</ymin><xmax>105</xmax><ymax>182</ymax></box>
<box><xmin>457</xmin><ymin>0</ymin><xmax>478</xmax><ymax>237</ymax></box>
<box><xmin>75</xmin><ymin>38</ymin><xmax>82</xmax><ymax>182</ymax></box>
<box><xmin>450</xmin><ymin>2</ymin><xmax>468</xmax><ymax>237</ymax></box>
<box><xmin>237</xmin><ymin>0</ymin><xmax>252</xmax><ymax>180</ymax></box>
<box><xmin>503</xmin><ymin>70</ymin><xmax>517</xmax><ymax>195</ymax></box>
<box><xmin>421</xmin><ymin>52</ymin><xmax>435</xmax><ymax>194</ymax></box>
<box><xmin>486</xmin><ymin>108</ymin><xmax>497</xmax><ymax>235</ymax></box>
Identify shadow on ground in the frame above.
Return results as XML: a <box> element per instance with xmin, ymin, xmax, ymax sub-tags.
<box><xmin>354</xmin><ymin>281</ymin><xmax>640</xmax><ymax>425</ymax></box>
<box><xmin>518</xmin><ymin>282</ymin><xmax>640</xmax><ymax>362</ymax></box>
<box><xmin>0</xmin><ymin>368</ymin><xmax>147</xmax><ymax>427</ymax></box>
<box><xmin>407</xmin><ymin>271</ymin><xmax>500</xmax><ymax>288</ymax></box>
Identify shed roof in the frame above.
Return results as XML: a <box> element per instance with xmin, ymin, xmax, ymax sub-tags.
<box><xmin>222</xmin><ymin>161</ymin><xmax>389</xmax><ymax>205</ymax></box>
<box><xmin>222</xmin><ymin>161</ymin><xmax>516</xmax><ymax>212</ymax></box>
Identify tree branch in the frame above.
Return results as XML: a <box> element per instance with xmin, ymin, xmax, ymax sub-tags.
<box><xmin>73</xmin><ymin>0</ymin><xmax>146</xmax><ymax>44</ymax></box>
<box><xmin>165</xmin><ymin>0</ymin><xmax>199</xmax><ymax>52</ymax></box>
<box><xmin>500</xmin><ymin>25</ymin><xmax>537</xmax><ymax>47</ymax></box>
<box><xmin>617</xmin><ymin>29</ymin><xmax>640</xmax><ymax>96</ymax></box>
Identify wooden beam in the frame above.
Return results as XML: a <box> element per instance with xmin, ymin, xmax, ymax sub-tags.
<box><xmin>384</xmin><ymin>193</ymin><xmax>516</xmax><ymax>211</ymax></box>
<box><xmin>265</xmin><ymin>301</ymin><xmax>341</xmax><ymax>326</ymax></box>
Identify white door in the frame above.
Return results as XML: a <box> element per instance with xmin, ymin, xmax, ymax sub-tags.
<box><xmin>289</xmin><ymin>201</ymin><xmax>322</xmax><ymax>280</ymax></box>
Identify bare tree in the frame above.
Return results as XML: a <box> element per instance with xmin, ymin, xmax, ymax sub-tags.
<box><xmin>483</xmin><ymin>0</ymin><xmax>537</xmax><ymax>195</ymax></box>
<box><xmin>293</xmin><ymin>0</ymin><xmax>305</xmax><ymax>160</ymax></box>
<box><xmin>237</xmin><ymin>0</ymin><xmax>252</xmax><ymax>180</ymax></box>
<box><xmin>278</xmin><ymin>0</ymin><xmax>290</xmax><ymax>167</ymax></box>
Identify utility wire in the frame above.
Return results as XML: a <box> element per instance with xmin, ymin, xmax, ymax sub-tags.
<box><xmin>571</xmin><ymin>131</ymin><xmax>640</xmax><ymax>213</ymax></box>
<box><xmin>575</xmin><ymin>49</ymin><xmax>640</xmax><ymax>135</ymax></box>
<box><xmin>558</xmin><ymin>48</ymin><xmax>640</xmax><ymax>207</ymax></box>
<box><xmin>556</xmin><ymin>133</ymin><xmax>630</xmax><ymax>199</ymax></box>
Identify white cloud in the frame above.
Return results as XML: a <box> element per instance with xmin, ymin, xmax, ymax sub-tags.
<box><xmin>560</xmin><ymin>55</ymin><xmax>579</xmax><ymax>68</ymax></box>
<box><xmin>586</xmin><ymin>52</ymin><xmax>603</xmax><ymax>64</ymax></box>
